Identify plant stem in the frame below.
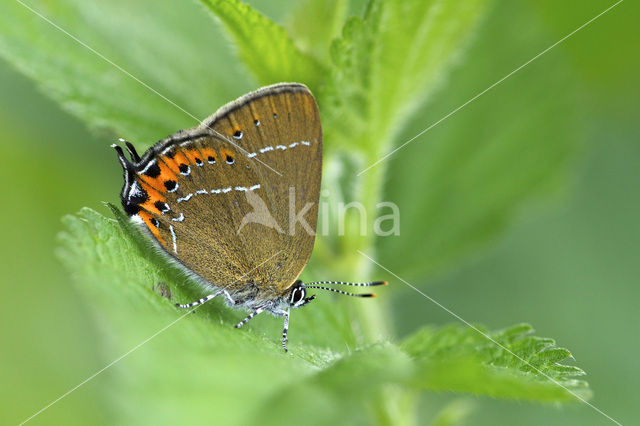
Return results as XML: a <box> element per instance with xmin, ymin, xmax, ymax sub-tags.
<box><xmin>350</xmin><ymin>155</ymin><xmax>392</xmax><ymax>343</ymax></box>
<box><xmin>349</xmin><ymin>149</ymin><xmax>414</xmax><ymax>426</ymax></box>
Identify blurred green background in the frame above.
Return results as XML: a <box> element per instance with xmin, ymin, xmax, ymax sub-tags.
<box><xmin>1</xmin><ymin>0</ymin><xmax>638</xmax><ymax>425</ymax></box>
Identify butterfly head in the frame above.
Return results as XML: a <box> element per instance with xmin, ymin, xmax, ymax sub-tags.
<box><xmin>288</xmin><ymin>280</ymin><xmax>315</xmax><ymax>308</ymax></box>
<box><xmin>287</xmin><ymin>279</ymin><xmax>389</xmax><ymax>309</ymax></box>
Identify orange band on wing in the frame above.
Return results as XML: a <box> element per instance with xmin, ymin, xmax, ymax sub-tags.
<box><xmin>200</xmin><ymin>147</ymin><xmax>217</xmax><ymax>163</ymax></box>
<box><xmin>137</xmin><ymin>160</ymin><xmax>177</xmax><ymax>192</ymax></box>
<box><xmin>136</xmin><ymin>179</ymin><xmax>167</xmax><ymax>215</ymax></box>
<box><xmin>183</xmin><ymin>148</ymin><xmax>204</xmax><ymax>164</ymax></box>
<box><xmin>220</xmin><ymin>147</ymin><xmax>235</xmax><ymax>162</ymax></box>
<box><xmin>138</xmin><ymin>211</ymin><xmax>166</xmax><ymax>246</ymax></box>
<box><xmin>159</xmin><ymin>154</ymin><xmax>180</xmax><ymax>174</ymax></box>
<box><xmin>171</xmin><ymin>151</ymin><xmax>190</xmax><ymax>171</ymax></box>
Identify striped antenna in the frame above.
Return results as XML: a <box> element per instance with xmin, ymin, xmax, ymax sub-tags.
<box><xmin>303</xmin><ymin>280</ymin><xmax>388</xmax><ymax>287</ymax></box>
<box><xmin>304</xmin><ymin>285</ymin><xmax>377</xmax><ymax>298</ymax></box>
<box><xmin>119</xmin><ymin>138</ymin><xmax>141</xmax><ymax>162</ymax></box>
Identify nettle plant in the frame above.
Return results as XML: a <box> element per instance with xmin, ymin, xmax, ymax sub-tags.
<box><xmin>4</xmin><ymin>0</ymin><xmax>590</xmax><ymax>423</ymax></box>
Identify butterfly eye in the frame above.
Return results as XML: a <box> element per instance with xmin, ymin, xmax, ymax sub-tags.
<box><xmin>290</xmin><ymin>287</ymin><xmax>306</xmax><ymax>306</ymax></box>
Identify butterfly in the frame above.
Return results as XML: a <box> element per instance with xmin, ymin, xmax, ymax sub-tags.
<box><xmin>113</xmin><ymin>83</ymin><xmax>385</xmax><ymax>351</ymax></box>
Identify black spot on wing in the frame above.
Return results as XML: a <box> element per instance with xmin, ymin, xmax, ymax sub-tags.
<box><xmin>142</xmin><ymin>162</ymin><xmax>161</xmax><ymax>178</ymax></box>
<box><xmin>154</xmin><ymin>201</ymin><xmax>170</xmax><ymax>213</ymax></box>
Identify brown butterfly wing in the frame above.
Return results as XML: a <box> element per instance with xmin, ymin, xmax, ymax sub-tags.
<box><xmin>119</xmin><ymin>84</ymin><xmax>322</xmax><ymax>299</ymax></box>
<box><xmin>200</xmin><ymin>83</ymin><xmax>322</xmax><ymax>295</ymax></box>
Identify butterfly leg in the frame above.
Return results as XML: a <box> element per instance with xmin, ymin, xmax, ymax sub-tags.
<box><xmin>222</xmin><ymin>290</ymin><xmax>236</xmax><ymax>305</ymax></box>
<box><xmin>281</xmin><ymin>308</ymin><xmax>290</xmax><ymax>352</ymax></box>
<box><xmin>175</xmin><ymin>290</ymin><xmax>223</xmax><ymax>308</ymax></box>
<box><xmin>235</xmin><ymin>308</ymin><xmax>264</xmax><ymax>329</ymax></box>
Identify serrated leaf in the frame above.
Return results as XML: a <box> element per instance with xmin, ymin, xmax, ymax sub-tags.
<box><xmin>57</xmin><ymin>207</ymin><xmax>427</xmax><ymax>424</ymax></box>
<box><xmin>200</xmin><ymin>0</ymin><xmax>325</xmax><ymax>92</ymax></box>
<box><xmin>56</xmin><ymin>208</ymin><xmax>590</xmax><ymax>424</ymax></box>
<box><xmin>402</xmin><ymin>324</ymin><xmax>591</xmax><ymax>401</ymax></box>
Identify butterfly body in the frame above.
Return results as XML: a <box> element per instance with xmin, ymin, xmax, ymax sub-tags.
<box><xmin>114</xmin><ymin>83</ymin><xmax>385</xmax><ymax>351</ymax></box>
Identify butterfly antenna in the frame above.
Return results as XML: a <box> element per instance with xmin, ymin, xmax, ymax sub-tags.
<box><xmin>304</xmin><ymin>280</ymin><xmax>388</xmax><ymax>287</ymax></box>
<box><xmin>111</xmin><ymin>144</ymin><xmax>134</xmax><ymax>171</ymax></box>
<box><xmin>119</xmin><ymin>138</ymin><xmax>141</xmax><ymax>162</ymax></box>
<box><xmin>304</xmin><ymin>285</ymin><xmax>377</xmax><ymax>298</ymax></box>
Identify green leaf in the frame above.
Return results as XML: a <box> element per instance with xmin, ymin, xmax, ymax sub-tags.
<box><xmin>249</xmin><ymin>343</ymin><xmax>416</xmax><ymax>425</ymax></box>
<box><xmin>60</xmin><ymin>204</ymin><xmax>354</xmax><ymax>353</ymax></box>
<box><xmin>402</xmin><ymin>323</ymin><xmax>591</xmax><ymax>401</ymax></box>
<box><xmin>0</xmin><ymin>0</ymin><xmax>252</xmax><ymax>142</ymax></box>
<box><xmin>56</xmin><ymin>207</ymin><xmax>334</xmax><ymax>424</ymax></box>
<box><xmin>199</xmin><ymin>0</ymin><xmax>325</xmax><ymax>92</ymax></box>
<box><xmin>309</xmin><ymin>0</ymin><xmax>491</xmax><ymax>317</ymax></box>
<box><xmin>56</xmin><ymin>208</ymin><xmax>590</xmax><ymax>424</ymax></box>
<box><xmin>320</xmin><ymin>0</ymin><xmax>490</xmax><ymax>155</ymax></box>
<box><xmin>307</xmin><ymin>0</ymin><xmax>490</xmax><ymax>347</ymax></box>
<box><xmin>56</xmin><ymin>207</ymin><xmax>412</xmax><ymax>424</ymax></box>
